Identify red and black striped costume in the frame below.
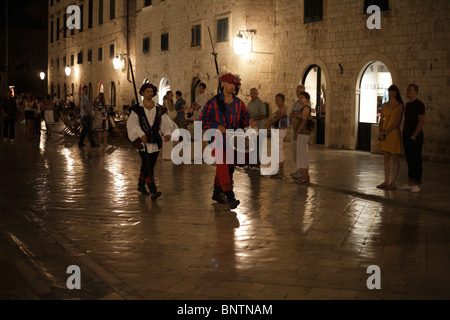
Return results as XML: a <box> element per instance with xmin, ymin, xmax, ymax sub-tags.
<box><xmin>200</xmin><ymin>93</ymin><xmax>251</xmax><ymax>192</ymax></box>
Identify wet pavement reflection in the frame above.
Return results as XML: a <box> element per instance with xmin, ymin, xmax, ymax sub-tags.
<box><xmin>1</xmin><ymin>124</ymin><xmax>450</xmax><ymax>299</ymax></box>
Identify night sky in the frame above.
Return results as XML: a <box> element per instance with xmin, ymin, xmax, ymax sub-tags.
<box><xmin>1</xmin><ymin>0</ymin><xmax>47</xmax><ymax>29</ymax></box>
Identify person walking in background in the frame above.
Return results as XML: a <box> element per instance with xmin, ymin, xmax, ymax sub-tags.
<box><xmin>22</xmin><ymin>92</ymin><xmax>36</xmax><ymax>141</ymax></box>
<box><xmin>377</xmin><ymin>85</ymin><xmax>404</xmax><ymax>190</ymax></box>
<box><xmin>246</xmin><ymin>88</ymin><xmax>267</xmax><ymax>171</ymax></box>
<box><xmin>2</xmin><ymin>89</ymin><xmax>17</xmax><ymax>143</ymax></box>
<box><xmin>93</xmin><ymin>93</ymin><xmax>109</xmax><ymax>146</ymax></box>
<box><xmin>78</xmin><ymin>85</ymin><xmax>97</xmax><ymax>147</ymax></box>
<box><xmin>162</xmin><ymin>91</ymin><xmax>178</xmax><ymax>160</ymax></box>
<box><xmin>174</xmin><ymin>91</ymin><xmax>187</xmax><ymax>130</ymax></box>
<box><xmin>289</xmin><ymin>85</ymin><xmax>306</xmax><ymax>175</ymax></box>
<box><xmin>52</xmin><ymin>93</ymin><xmax>60</xmax><ymax>122</ymax></box>
<box><xmin>292</xmin><ymin>92</ymin><xmax>314</xmax><ymax>184</ymax></box>
<box><xmin>43</xmin><ymin>94</ymin><xmax>55</xmax><ymax>136</ymax></box>
<box><xmin>399</xmin><ymin>84</ymin><xmax>426</xmax><ymax>193</ymax></box>
<box><xmin>267</xmin><ymin>93</ymin><xmax>289</xmax><ymax>179</ymax></box>
<box><xmin>34</xmin><ymin>96</ymin><xmax>43</xmax><ymax>138</ymax></box>
<box><xmin>163</xmin><ymin>91</ymin><xmax>177</xmax><ymax>120</ymax></box>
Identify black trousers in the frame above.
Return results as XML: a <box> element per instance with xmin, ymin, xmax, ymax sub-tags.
<box><xmin>403</xmin><ymin>135</ymin><xmax>423</xmax><ymax>185</ymax></box>
<box><xmin>79</xmin><ymin>115</ymin><xmax>96</xmax><ymax>146</ymax></box>
<box><xmin>139</xmin><ymin>151</ymin><xmax>159</xmax><ymax>193</ymax></box>
<box><xmin>3</xmin><ymin>118</ymin><xmax>15</xmax><ymax>140</ymax></box>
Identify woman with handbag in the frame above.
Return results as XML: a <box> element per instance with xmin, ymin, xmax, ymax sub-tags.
<box><xmin>377</xmin><ymin>85</ymin><xmax>404</xmax><ymax>190</ymax></box>
<box><xmin>292</xmin><ymin>92</ymin><xmax>315</xmax><ymax>184</ymax></box>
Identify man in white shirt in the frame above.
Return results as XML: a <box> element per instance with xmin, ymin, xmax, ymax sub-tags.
<box><xmin>127</xmin><ymin>83</ymin><xmax>176</xmax><ymax>200</ymax></box>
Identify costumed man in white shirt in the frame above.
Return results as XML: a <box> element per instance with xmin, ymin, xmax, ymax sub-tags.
<box><xmin>127</xmin><ymin>83</ymin><xmax>177</xmax><ymax>200</ymax></box>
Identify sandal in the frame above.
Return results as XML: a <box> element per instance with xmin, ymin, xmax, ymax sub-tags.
<box><xmin>385</xmin><ymin>184</ymin><xmax>396</xmax><ymax>190</ymax></box>
<box><xmin>296</xmin><ymin>178</ymin><xmax>310</xmax><ymax>185</ymax></box>
<box><xmin>376</xmin><ymin>182</ymin><xmax>388</xmax><ymax>189</ymax></box>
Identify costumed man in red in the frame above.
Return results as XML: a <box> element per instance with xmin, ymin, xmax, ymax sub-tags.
<box><xmin>199</xmin><ymin>73</ymin><xmax>257</xmax><ymax>209</ymax></box>
<box><xmin>126</xmin><ymin>83</ymin><xmax>176</xmax><ymax>200</ymax></box>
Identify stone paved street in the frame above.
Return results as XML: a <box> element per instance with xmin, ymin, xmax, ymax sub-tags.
<box><xmin>0</xmin><ymin>123</ymin><xmax>449</xmax><ymax>300</ymax></box>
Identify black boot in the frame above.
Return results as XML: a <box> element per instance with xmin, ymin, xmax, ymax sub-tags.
<box><xmin>148</xmin><ymin>183</ymin><xmax>162</xmax><ymax>201</ymax></box>
<box><xmin>225</xmin><ymin>190</ymin><xmax>240</xmax><ymax>209</ymax></box>
<box><xmin>138</xmin><ymin>180</ymin><xmax>150</xmax><ymax>196</ymax></box>
<box><xmin>212</xmin><ymin>185</ymin><xmax>227</xmax><ymax>204</ymax></box>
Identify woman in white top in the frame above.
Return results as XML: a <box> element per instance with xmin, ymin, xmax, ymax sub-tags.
<box><xmin>162</xmin><ymin>91</ymin><xmax>177</xmax><ymax>160</ymax></box>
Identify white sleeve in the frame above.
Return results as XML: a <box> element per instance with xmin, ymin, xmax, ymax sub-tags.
<box><xmin>126</xmin><ymin>111</ymin><xmax>145</xmax><ymax>142</ymax></box>
<box><xmin>160</xmin><ymin>113</ymin><xmax>178</xmax><ymax>136</ymax></box>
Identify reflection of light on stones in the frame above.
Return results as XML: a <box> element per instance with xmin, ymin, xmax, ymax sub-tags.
<box><xmin>60</xmin><ymin>148</ymin><xmax>75</xmax><ymax>172</ymax></box>
<box><xmin>58</xmin><ymin>147</ymin><xmax>79</xmax><ymax>201</ymax></box>
<box><xmin>106</xmin><ymin>159</ymin><xmax>127</xmax><ymax>197</ymax></box>
<box><xmin>39</xmin><ymin>132</ymin><xmax>46</xmax><ymax>154</ymax></box>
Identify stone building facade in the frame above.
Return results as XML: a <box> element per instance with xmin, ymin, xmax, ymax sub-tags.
<box><xmin>48</xmin><ymin>0</ymin><xmax>450</xmax><ymax>162</ymax></box>
<box><xmin>134</xmin><ymin>0</ymin><xmax>275</xmax><ymax>107</ymax></box>
<box><xmin>48</xmin><ymin>0</ymin><xmax>136</xmax><ymax>109</ymax></box>
<box><xmin>272</xmin><ymin>0</ymin><xmax>450</xmax><ymax>161</ymax></box>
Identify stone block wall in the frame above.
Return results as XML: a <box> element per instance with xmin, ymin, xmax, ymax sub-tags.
<box><xmin>273</xmin><ymin>0</ymin><xmax>450</xmax><ymax>161</ymax></box>
<box><xmin>135</xmin><ymin>0</ymin><xmax>274</xmax><ymax>107</ymax></box>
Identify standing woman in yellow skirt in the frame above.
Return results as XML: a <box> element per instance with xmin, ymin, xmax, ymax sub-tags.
<box><xmin>377</xmin><ymin>85</ymin><xmax>404</xmax><ymax>190</ymax></box>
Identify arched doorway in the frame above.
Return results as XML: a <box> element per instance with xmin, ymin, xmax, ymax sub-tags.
<box><xmin>357</xmin><ymin>61</ymin><xmax>392</xmax><ymax>151</ymax></box>
<box><xmin>158</xmin><ymin>78</ymin><xmax>170</xmax><ymax>105</ymax></box>
<box><xmin>303</xmin><ymin>65</ymin><xmax>327</xmax><ymax>145</ymax></box>
<box><xmin>191</xmin><ymin>76</ymin><xmax>202</xmax><ymax>106</ymax></box>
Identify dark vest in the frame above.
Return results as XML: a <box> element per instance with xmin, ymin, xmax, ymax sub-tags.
<box><xmin>130</xmin><ymin>104</ymin><xmax>165</xmax><ymax>150</ymax></box>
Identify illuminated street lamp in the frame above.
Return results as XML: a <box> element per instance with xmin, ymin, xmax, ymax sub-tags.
<box><xmin>65</xmin><ymin>66</ymin><xmax>71</xmax><ymax>76</ymax></box>
<box><xmin>40</xmin><ymin>72</ymin><xmax>46</xmax><ymax>80</ymax></box>
<box><xmin>233</xmin><ymin>30</ymin><xmax>256</xmax><ymax>56</ymax></box>
<box><xmin>113</xmin><ymin>55</ymin><xmax>123</xmax><ymax>70</ymax></box>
